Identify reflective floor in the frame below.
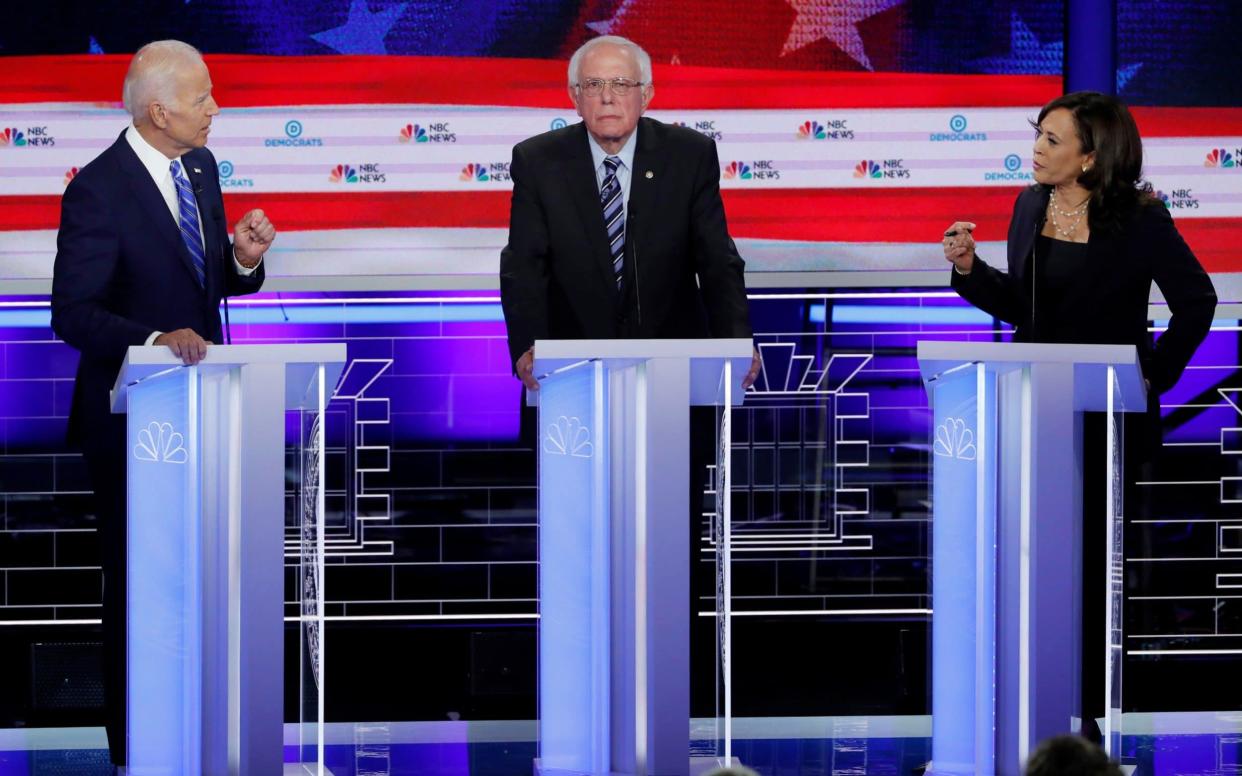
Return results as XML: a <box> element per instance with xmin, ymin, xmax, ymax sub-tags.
<box><xmin>0</xmin><ymin>715</ymin><xmax>1238</xmax><ymax>775</ymax></box>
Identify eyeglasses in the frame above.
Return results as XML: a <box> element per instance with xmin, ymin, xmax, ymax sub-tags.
<box><xmin>575</xmin><ymin>77</ymin><xmax>645</xmax><ymax>97</ymax></box>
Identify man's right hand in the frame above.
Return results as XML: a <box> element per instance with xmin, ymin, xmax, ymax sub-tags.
<box><xmin>154</xmin><ymin>328</ymin><xmax>210</xmax><ymax>365</ymax></box>
<box><xmin>516</xmin><ymin>347</ymin><xmax>538</xmax><ymax>391</ymax></box>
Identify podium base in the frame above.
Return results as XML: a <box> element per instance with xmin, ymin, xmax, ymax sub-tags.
<box><xmin>533</xmin><ymin>755</ymin><xmax>743</xmax><ymax>776</ymax></box>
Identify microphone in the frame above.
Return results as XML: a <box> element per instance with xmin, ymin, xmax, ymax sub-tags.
<box><xmin>1031</xmin><ymin>196</ymin><xmax>1049</xmax><ymax>339</ymax></box>
<box><xmin>221</xmin><ymin>236</ymin><xmax>233</xmax><ymax>344</ymax></box>
<box><xmin>628</xmin><ymin>210</ymin><xmax>642</xmax><ymax>329</ymax></box>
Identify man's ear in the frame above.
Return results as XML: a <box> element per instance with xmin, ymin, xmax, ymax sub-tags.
<box><xmin>149</xmin><ymin>102</ymin><xmax>167</xmax><ymax>129</ymax></box>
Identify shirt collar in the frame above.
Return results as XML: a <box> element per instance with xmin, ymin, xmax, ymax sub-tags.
<box><xmin>586</xmin><ymin>124</ymin><xmax>638</xmax><ymax>174</ymax></box>
<box><xmin>125</xmin><ymin>124</ymin><xmax>185</xmax><ymax>182</ymax></box>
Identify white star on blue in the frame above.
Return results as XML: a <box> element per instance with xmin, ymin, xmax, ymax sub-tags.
<box><xmin>972</xmin><ymin>12</ymin><xmax>1061</xmax><ymax>75</ymax></box>
<box><xmin>312</xmin><ymin>0</ymin><xmax>408</xmax><ymax>55</ymax></box>
<box><xmin>1117</xmin><ymin>62</ymin><xmax>1143</xmax><ymax>93</ymax></box>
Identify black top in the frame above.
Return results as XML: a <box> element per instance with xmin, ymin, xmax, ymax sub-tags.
<box><xmin>1033</xmin><ymin>234</ymin><xmax>1090</xmax><ymax>339</ymax></box>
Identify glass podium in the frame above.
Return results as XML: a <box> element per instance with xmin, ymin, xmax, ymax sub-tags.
<box><xmin>113</xmin><ymin>344</ymin><xmax>346</xmax><ymax>776</ymax></box>
<box><xmin>917</xmin><ymin>341</ymin><xmax>1145</xmax><ymax>775</ymax></box>
<box><xmin>529</xmin><ymin>338</ymin><xmax>752</xmax><ymax>776</ymax></box>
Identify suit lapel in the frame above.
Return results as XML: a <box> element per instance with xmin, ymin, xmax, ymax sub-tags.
<box><xmin>114</xmin><ymin>133</ymin><xmax>206</xmax><ymax>289</ymax></box>
<box><xmin>564</xmin><ymin>127</ymin><xmax>620</xmax><ymax>298</ymax></box>
<box><xmin>626</xmin><ymin>118</ymin><xmax>667</xmax><ymax>263</ymax></box>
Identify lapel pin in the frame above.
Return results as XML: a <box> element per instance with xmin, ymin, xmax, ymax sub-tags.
<box><xmin>193</xmin><ymin>167</ymin><xmax>202</xmax><ymax>174</ymax></box>
<box><xmin>645</xmin><ymin>170</ymin><xmax>654</xmax><ymax>179</ymax></box>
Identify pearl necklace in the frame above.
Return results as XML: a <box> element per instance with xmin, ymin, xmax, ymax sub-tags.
<box><xmin>1048</xmin><ymin>188</ymin><xmax>1089</xmax><ymax>241</ymax></box>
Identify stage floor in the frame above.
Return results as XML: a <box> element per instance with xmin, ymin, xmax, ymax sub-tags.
<box><xmin>0</xmin><ymin>713</ymin><xmax>1237</xmax><ymax>775</ymax></box>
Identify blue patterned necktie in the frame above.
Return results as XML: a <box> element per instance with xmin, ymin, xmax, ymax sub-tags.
<box><xmin>600</xmin><ymin>156</ymin><xmax>624</xmax><ymax>290</ymax></box>
<box><xmin>170</xmin><ymin>160</ymin><xmax>206</xmax><ymax>288</ymax></box>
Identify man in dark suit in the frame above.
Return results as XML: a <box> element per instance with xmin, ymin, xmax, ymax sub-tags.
<box><xmin>500</xmin><ymin>35</ymin><xmax>759</xmax><ymax>391</ymax></box>
<box><xmin>50</xmin><ymin>39</ymin><xmax>273</xmax><ymax>767</ymax></box>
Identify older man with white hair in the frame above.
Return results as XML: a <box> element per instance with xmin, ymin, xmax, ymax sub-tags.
<box><xmin>500</xmin><ymin>35</ymin><xmax>758</xmax><ymax>392</ymax></box>
<box><xmin>50</xmin><ymin>39</ymin><xmax>271</xmax><ymax>767</ymax></box>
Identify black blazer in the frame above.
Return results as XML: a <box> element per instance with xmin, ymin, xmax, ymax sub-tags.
<box><xmin>951</xmin><ymin>185</ymin><xmax>1216</xmax><ymax>395</ymax></box>
<box><xmin>499</xmin><ymin>117</ymin><xmax>752</xmax><ymax>367</ymax></box>
<box><xmin>51</xmin><ymin>130</ymin><xmax>265</xmax><ymax>441</ymax></box>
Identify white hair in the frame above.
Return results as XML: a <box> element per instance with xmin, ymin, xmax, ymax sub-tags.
<box><xmin>567</xmin><ymin>36</ymin><xmax>652</xmax><ymax>87</ymax></box>
<box><xmin>122</xmin><ymin>40</ymin><xmax>204</xmax><ymax>122</ymax></box>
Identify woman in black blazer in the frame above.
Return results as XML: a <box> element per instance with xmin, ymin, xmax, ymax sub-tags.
<box><xmin>944</xmin><ymin>91</ymin><xmax>1216</xmax><ymax>395</ymax></box>
<box><xmin>941</xmin><ymin>91</ymin><xmax>1218</xmax><ymax>741</ymax></box>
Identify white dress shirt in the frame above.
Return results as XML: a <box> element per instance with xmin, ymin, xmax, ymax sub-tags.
<box><xmin>586</xmin><ymin>127</ymin><xmax>638</xmax><ymax>215</ymax></box>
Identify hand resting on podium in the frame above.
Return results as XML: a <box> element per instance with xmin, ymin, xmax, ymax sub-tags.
<box><xmin>154</xmin><ymin>328</ymin><xmax>211</xmax><ymax>366</ymax></box>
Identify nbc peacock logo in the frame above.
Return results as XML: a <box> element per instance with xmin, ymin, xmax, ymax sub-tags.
<box><xmin>328</xmin><ymin>164</ymin><xmax>358</xmax><ymax>183</ymax></box>
<box><xmin>0</xmin><ymin>128</ymin><xmax>26</xmax><ymax>147</ymax></box>
<box><xmin>63</xmin><ymin>167</ymin><xmax>79</xmax><ymax>186</ymax></box>
<box><xmin>399</xmin><ymin>123</ymin><xmax>428</xmax><ymax>143</ymax></box>
<box><xmin>722</xmin><ymin>161</ymin><xmax>751</xmax><ymax>180</ymax></box>
<box><xmin>1157</xmin><ymin>187</ymin><xmax>1200</xmax><ymax>210</ymax></box>
<box><xmin>1205</xmin><ymin>149</ymin><xmax>1236</xmax><ymax>168</ymax></box>
<box><xmin>459</xmin><ymin>163</ymin><xmax>488</xmax><ymax>182</ymax></box>
<box><xmin>797</xmin><ymin>121</ymin><xmax>827</xmax><ymax>140</ymax></box>
<box><xmin>854</xmin><ymin>160</ymin><xmax>882</xmax><ymax>179</ymax></box>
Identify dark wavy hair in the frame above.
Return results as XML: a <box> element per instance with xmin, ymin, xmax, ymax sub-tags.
<box><xmin>1024</xmin><ymin>734</ymin><xmax>1122</xmax><ymax>776</ymax></box>
<box><xmin>1032</xmin><ymin>91</ymin><xmax>1155</xmax><ymax>232</ymax></box>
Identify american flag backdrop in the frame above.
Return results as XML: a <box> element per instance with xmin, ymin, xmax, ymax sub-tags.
<box><xmin>0</xmin><ymin>0</ymin><xmax>1239</xmax><ymax>289</ymax></box>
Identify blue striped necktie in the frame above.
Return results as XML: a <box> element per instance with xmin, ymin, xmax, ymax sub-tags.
<box><xmin>170</xmin><ymin>160</ymin><xmax>206</xmax><ymax>288</ymax></box>
<box><xmin>600</xmin><ymin>156</ymin><xmax>624</xmax><ymax>290</ymax></box>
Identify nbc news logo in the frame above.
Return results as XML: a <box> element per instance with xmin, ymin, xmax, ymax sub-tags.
<box><xmin>855</xmin><ymin>159</ymin><xmax>909</xmax><ymax>180</ymax></box>
<box><xmin>400</xmin><ymin>122</ymin><xmax>456</xmax><ymax>143</ymax></box>
<box><xmin>1</xmin><ymin>126</ymin><xmax>55</xmax><ymax>147</ymax></box>
<box><xmin>458</xmin><ymin>162</ymin><xmax>510</xmax><ymax>183</ymax></box>
<box><xmin>330</xmin><ymin>163</ymin><xmax>386</xmax><ymax>184</ymax></box>
<box><xmin>1156</xmin><ymin>189</ymin><xmax>1199</xmax><ymax>210</ymax></box>
<box><xmin>723</xmin><ymin>161</ymin><xmax>780</xmax><ymax>181</ymax></box>
<box><xmin>796</xmin><ymin>120</ymin><xmax>853</xmax><ymax>140</ymax></box>
<box><xmin>1205</xmin><ymin>148</ymin><xmax>1238</xmax><ymax>169</ymax></box>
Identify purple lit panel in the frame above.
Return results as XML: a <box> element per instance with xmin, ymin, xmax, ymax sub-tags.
<box><xmin>3</xmin><ymin>417</ymin><xmax>69</xmax><ymax>452</ymax></box>
<box><xmin>343</xmin><ymin>322</ymin><xmax>444</xmax><ymax>339</ymax></box>
<box><xmin>4</xmin><ymin>341</ymin><xmax>79</xmax><ymax>379</ymax></box>
<box><xmin>1164</xmin><ymin>406</ymin><xmax>1237</xmax><ymax>444</ymax></box>
<box><xmin>0</xmin><ymin>380</ymin><xmax>55</xmax><ymax>418</ymax></box>
<box><xmin>392</xmin><ymin>411</ymin><xmax>519</xmax><ymax>441</ymax></box>
<box><xmin>1159</xmin><ymin>329</ymin><xmax>1237</xmax><ymax>407</ymax></box>
<box><xmin>375</xmin><ymin>374</ymin><xmax>516</xmax><ymax>415</ymax></box>
<box><xmin>391</xmin><ymin>337</ymin><xmax>508</xmax><ymax>376</ymax></box>
<box><xmin>231</xmin><ymin>322</ymin><xmax>349</xmax><ymax>341</ymax></box>
<box><xmin>440</xmin><ymin>320</ymin><xmax>507</xmax><ymax>339</ymax></box>
<box><xmin>1150</xmin><ymin>734</ymin><xmax>1229</xmax><ymax>774</ymax></box>
<box><xmin>336</xmin><ymin>338</ymin><xmax>394</xmax><ymax>361</ymax></box>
